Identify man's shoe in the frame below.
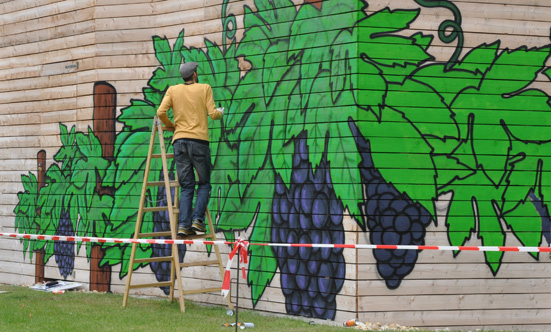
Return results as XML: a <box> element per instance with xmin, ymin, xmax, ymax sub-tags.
<box><xmin>177</xmin><ymin>225</ymin><xmax>196</xmax><ymax>237</ymax></box>
<box><xmin>191</xmin><ymin>220</ymin><xmax>206</xmax><ymax>233</ymax></box>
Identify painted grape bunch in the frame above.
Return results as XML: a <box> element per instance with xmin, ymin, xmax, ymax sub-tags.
<box><xmin>54</xmin><ymin>208</ymin><xmax>75</xmax><ymax>279</ymax></box>
<box><xmin>150</xmin><ymin>171</ymin><xmax>186</xmax><ymax>295</ymax></box>
<box><xmin>271</xmin><ymin>135</ymin><xmax>346</xmax><ymax>319</ymax></box>
<box><xmin>351</xmin><ymin>122</ymin><xmax>432</xmax><ymax>288</ymax></box>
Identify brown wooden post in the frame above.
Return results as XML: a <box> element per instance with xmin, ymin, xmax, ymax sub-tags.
<box><xmin>35</xmin><ymin>150</ymin><xmax>46</xmax><ymax>283</ymax></box>
<box><xmin>90</xmin><ymin>82</ymin><xmax>116</xmax><ymax>292</ymax></box>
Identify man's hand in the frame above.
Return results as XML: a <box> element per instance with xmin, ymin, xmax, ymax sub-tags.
<box><xmin>217</xmin><ymin>107</ymin><xmax>225</xmax><ymax>116</ymax></box>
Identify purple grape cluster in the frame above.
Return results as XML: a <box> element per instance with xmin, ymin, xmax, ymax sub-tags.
<box><xmin>350</xmin><ymin>120</ymin><xmax>432</xmax><ymax>289</ymax></box>
<box><xmin>54</xmin><ymin>208</ymin><xmax>75</xmax><ymax>279</ymax></box>
<box><xmin>150</xmin><ymin>171</ymin><xmax>186</xmax><ymax>295</ymax></box>
<box><xmin>271</xmin><ymin>135</ymin><xmax>345</xmax><ymax>320</ymax></box>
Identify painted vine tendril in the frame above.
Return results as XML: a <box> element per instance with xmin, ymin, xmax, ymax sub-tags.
<box><xmin>415</xmin><ymin>0</ymin><xmax>464</xmax><ymax>69</ymax></box>
<box><xmin>222</xmin><ymin>0</ymin><xmax>237</xmax><ymax>53</ymax></box>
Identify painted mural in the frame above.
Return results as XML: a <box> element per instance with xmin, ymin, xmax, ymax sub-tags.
<box><xmin>13</xmin><ymin>0</ymin><xmax>551</xmax><ymax>321</ymax></box>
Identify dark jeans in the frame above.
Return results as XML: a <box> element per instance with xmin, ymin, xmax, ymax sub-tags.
<box><xmin>173</xmin><ymin>139</ymin><xmax>212</xmax><ymax>228</ymax></box>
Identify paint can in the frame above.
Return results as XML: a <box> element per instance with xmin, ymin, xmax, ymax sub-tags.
<box><xmin>343</xmin><ymin>319</ymin><xmax>359</xmax><ymax>327</ymax></box>
<box><xmin>238</xmin><ymin>322</ymin><xmax>254</xmax><ymax>329</ymax></box>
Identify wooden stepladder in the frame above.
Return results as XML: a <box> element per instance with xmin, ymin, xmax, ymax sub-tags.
<box><xmin>122</xmin><ymin>116</ymin><xmax>233</xmax><ymax>313</ymax></box>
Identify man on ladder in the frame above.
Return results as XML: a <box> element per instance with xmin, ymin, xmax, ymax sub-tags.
<box><xmin>156</xmin><ymin>61</ymin><xmax>224</xmax><ymax>236</ymax></box>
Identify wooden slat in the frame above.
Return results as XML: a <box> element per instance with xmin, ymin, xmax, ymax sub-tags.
<box><xmin>359</xmin><ymin>293</ymin><xmax>551</xmax><ymax>312</ymax></box>
<box><xmin>358</xmin><ymin>277</ymin><xmax>551</xmax><ymax>296</ymax></box>
<box><xmin>357</xmin><ymin>308</ymin><xmax>551</xmax><ymax>328</ymax></box>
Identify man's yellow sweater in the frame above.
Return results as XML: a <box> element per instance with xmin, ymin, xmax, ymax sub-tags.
<box><xmin>157</xmin><ymin>83</ymin><xmax>223</xmax><ymax>142</ymax></box>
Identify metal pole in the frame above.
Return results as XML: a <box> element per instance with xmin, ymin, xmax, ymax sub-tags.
<box><xmin>235</xmin><ymin>250</ymin><xmax>239</xmax><ymax>332</ymax></box>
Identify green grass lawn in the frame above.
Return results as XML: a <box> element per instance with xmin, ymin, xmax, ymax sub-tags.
<box><xmin>0</xmin><ymin>284</ymin><xmax>347</xmax><ymax>332</ymax></box>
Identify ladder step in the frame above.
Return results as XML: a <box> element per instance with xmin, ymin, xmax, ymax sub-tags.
<box><xmin>129</xmin><ymin>281</ymin><xmax>173</xmax><ymax>289</ymax></box>
<box><xmin>135</xmin><ymin>256</ymin><xmax>173</xmax><ymax>264</ymax></box>
<box><xmin>152</xmin><ymin>153</ymin><xmax>175</xmax><ymax>159</ymax></box>
<box><xmin>138</xmin><ymin>231</ymin><xmax>172</xmax><ymax>238</ymax></box>
<box><xmin>177</xmin><ymin>233</ymin><xmax>216</xmax><ymax>240</ymax></box>
<box><xmin>147</xmin><ymin>180</ymin><xmax>180</xmax><ymax>187</ymax></box>
<box><xmin>181</xmin><ymin>287</ymin><xmax>221</xmax><ymax>295</ymax></box>
<box><xmin>137</xmin><ymin>232</ymin><xmax>215</xmax><ymax>239</ymax></box>
<box><xmin>143</xmin><ymin>206</ymin><xmax>179</xmax><ymax>213</ymax></box>
<box><xmin>180</xmin><ymin>259</ymin><xmax>219</xmax><ymax>268</ymax></box>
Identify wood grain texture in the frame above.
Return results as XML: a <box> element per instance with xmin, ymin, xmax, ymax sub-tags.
<box><xmin>2</xmin><ymin>1</ymin><xmax>551</xmax><ymax>329</ymax></box>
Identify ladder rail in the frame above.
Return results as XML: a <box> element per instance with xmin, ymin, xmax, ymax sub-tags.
<box><xmin>122</xmin><ymin>118</ymin><xmax>160</xmax><ymax>308</ymax></box>
<box><xmin>156</xmin><ymin>119</ymin><xmax>185</xmax><ymax>310</ymax></box>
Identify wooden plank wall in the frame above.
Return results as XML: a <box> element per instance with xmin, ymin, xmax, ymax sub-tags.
<box><xmin>2</xmin><ymin>0</ymin><xmax>551</xmax><ymax>330</ymax></box>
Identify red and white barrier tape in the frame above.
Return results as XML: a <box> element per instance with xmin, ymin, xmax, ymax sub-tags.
<box><xmin>221</xmin><ymin>237</ymin><xmax>248</xmax><ymax>298</ymax></box>
<box><xmin>1</xmin><ymin>232</ymin><xmax>551</xmax><ymax>252</ymax></box>
<box><xmin>0</xmin><ymin>232</ymin><xmax>229</xmax><ymax>246</ymax></box>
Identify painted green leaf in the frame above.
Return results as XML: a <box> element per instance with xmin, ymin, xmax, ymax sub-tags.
<box><xmin>291</xmin><ymin>0</ymin><xmax>366</xmax><ymax>109</ymax></box>
<box><xmin>270</xmin><ymin>60</ymin><xmax>302</xmax><ymax>184</ymax></box>
<box><xmin>501</xmin><ymin>145</ymin><xmax>539</xmax><ymax>214</ymax></box>
<box><xmin>211</xmin><ymin>141</ymin><xmax>238</xmax><ymax>226</ymax></box>
<box><xmin>149</xmin><ymin>33</ymin><xmax>184</xmax><ymax>92</ymax></box>
<box><xmin>498</xmin><ymin>89</ymin><xmax>551</xmax><ymax>142</ymax></box>
<box><xmin>328</xmin><ymin>123</ymin><xmax>363</xmax><ymax>220</ymax></box>
<box><xmin>472</xmin><ymin>120</ymin><xmax>511</xmax><ymax>187</ymax></box>
<box><xmin>476</xmin><ymin>199</ymin><xmax>505</xmax><ymax>275</ymax></box>
<box><xmin>153</xmin><ymin>36</ymin><xmax>172</xmax><ymax>69</ymax></box>
<box><xmin>355</xmin><ymin>9</ymin><xmax>432</xmax><ymax>85</ymax></box>
<box><xmin>112</xmin><ymin>131</ymin><xmax>149</xmax><ymax>185</ymax></box>
<box><xmin>385</xmin><ymin>80</ymin><xmax>458</xmax><ymax>140</ymax></box>
<box><xmin>330</xmin><ymin>29</ymin><xmax>355</xmax><ymax>103</ymax></box>
<box><xmin>262</xmin><ymin>40</ymin><xmax>292</xmax><ymax>105</ymax></box>
<box><xmin>91</xmin><ymin>194</ymin><xmax>114</xmax><ymax>238</ymax></box>
<box><xmin>503</xmin><ymin>194</ymin><xmax>542</xmax><ymax>259</ymax></box>
<box><xmin>411</xmin><ymin>64</ymin><xmax>482</xmax><ymax>107</ymax></box>
<box><xmin>353</xmin><ymin>58</ymin><xmax>386</xmax><ymax>117</ymax></box>
<box><xmin>361</xmin><ymin>35</ymin><xmax>432</xmax><ymax>68</ymax></box>
<box><xmin>238</xmin><ymin>113</ymin><xmax>271</xmax><ymax>189</ymax></box>
<box><xmin>445</xmin><ymin>190</ymin><xmax>475</xmax><ymax>250</ymax></box>
<box><xmin>367</xmin><ymin>108</ymin><xmax>436</xmax><ymax>214</ymax></box>
<box><xmin>216</xmin><ymin>184</ymin><xmax>256</xmax><ymax>231</ymax></box>
<box><xmin>119</xmin><ymin>100</ymin><xmax>158</xmax><ymax>131</ymax></box>
<box><xmin>247</xmin><ymin>181</ymin><xmax>277</xmax><ymax>305</ymax></box>
<box><xmin>101</xmin><ymin>244</ymin><xmax>125</xmax><ymax>267</ymax></box>
<box><xmin>455</xmin><ymin>42</ymin><xmax>499</xmax><ymax>74</ymax></box>
<box><xmin>225</xmin><ymin>68</ymin><xmax>263</xmax><ymax>136</ymax></box>
<box><xmin>254</xmin><ymin>0</ymin><xmax>295</xmax><ymax>39</ymax></box>
<box><xmin>480</xmin><ymin>46</ymin><xmax>550</xmax><ymax>95</ymax></box>
<box><xmin>143</xmin><ymin>87</ymin><xmax>164</xmax><ymax>108</ymax></box>
<box><xmin>237</xmin><ymin>24</ymin><xmax>271</xmax><ymax>67</ymax></box>
<box><xmin>411</xmin><ymin>32</ymin><xmax>433</xmax><ymax>50</ymax></box>
<box><xmin>359</xmin><ymin>8</ymin><xmax>419</xmax><ymax>36</ymax></box>
<box><xmin>432</xmin><ymin>155</ymin><xmax>475</xmax><ymax>189</ymax></box>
